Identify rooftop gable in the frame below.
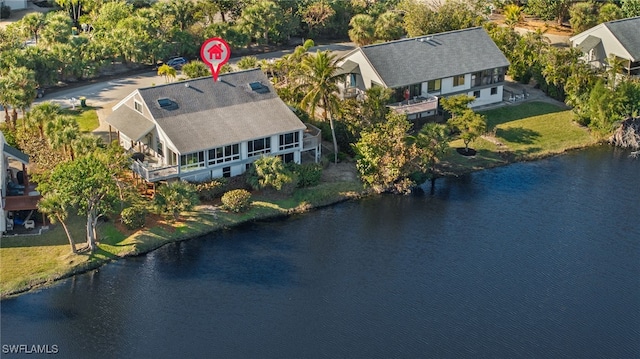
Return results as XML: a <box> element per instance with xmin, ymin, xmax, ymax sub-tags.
<box><xmin>358</xmin><ymin>27</ymin><xmax>510</xmax><ymax>88</ymax></box>
<box><xmin>604</xmin><ymin>16</ymin><xmax>640</xmax><ymax>61</ymax></box>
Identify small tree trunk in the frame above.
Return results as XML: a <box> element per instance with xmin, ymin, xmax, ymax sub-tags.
<box><xmin>86</xmin><ymin>214</ymin><xmax>97</xmax><ymax>252</ymax></box>
<box><xmin>329</xmin><ymin>117</ymin><xmax>338</xmax><ymax>164</ymax></box>
<box><xmin>58</xmin><ymin>215</ymin><xmax>77</xmax><ymax>253</ymax></box>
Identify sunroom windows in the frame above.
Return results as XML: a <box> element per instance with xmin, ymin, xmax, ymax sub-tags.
<box><xmin>248</xmin><ymin>137</ymin><xmax>271</xmax><ymax>157</ymax></box>
<box><xmin>208</xmin><ymin>144</ymin><xmax>240</xmax><ymax>165</ymax></box>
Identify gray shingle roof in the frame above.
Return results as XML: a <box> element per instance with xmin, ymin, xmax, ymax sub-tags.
<box><xmin>136</xmin><ymin>69</ymin><xmax>305</xmax><ymax>154</ymax></box>
<box><xmin>605</xmin><ymin>16</ymin><xmax>640</xmax><ymax>61</ymax></box>
<box><xmin>359</xmin><ymin>27</ymin><xmax>510</xmax><ymax>88</ymax></box>
<box><xmin>105</xmin><ymin>105</ymin><xmax>155</xmax><ymax>141</ymax></box>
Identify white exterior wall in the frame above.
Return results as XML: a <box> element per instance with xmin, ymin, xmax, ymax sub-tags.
<box><xmin>571</xmin><ymin>26</ymin><xmax>634</xmax><ymax>63</ymax></box>
<box><xmin>468</xmin><ymin>86</ymin><xmax>503</xmax><ymax>108</ymax></box>
<box><xmin>177</xmin><ymin>130</ymin><xmax>303</xmax><ymax>183</ymax></box>
<box><xmin>440</xmin><ymin>74</ymin><xmax>472</xmax><ymax>95</ymax></box>
<box><xmin>342</xmin><ymin>50</ymin><xmax>385</xmax><ymax>89</ymax></box>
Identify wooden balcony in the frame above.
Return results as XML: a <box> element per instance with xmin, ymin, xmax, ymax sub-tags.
<box><xmin>388</xmin><ymin>96</ymin><xmax>439</xmax><ymax>116</ymax></box>
<box><xmin>131</xmin><ymin>159</ymin><xmax>179</xmax><ymax>183</ymax></box>
<box><xmin>4</xmin><ymin>193</ymin><xmax>41</xmax><ymax>211</ymax></box>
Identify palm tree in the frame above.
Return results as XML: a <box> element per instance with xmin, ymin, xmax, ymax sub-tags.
<box><xmin>28</xmin><ymin>102</ymin><xmax>61</xmax><ymax>138</ymax></box>
<box><xmin>296</xmin><ymin>50</ymin><xmax>342</xmax><ymax>163</ymax></box>
<box><xmin>157</xmin><ymin>64</ymin><xmax>177</xmax><ymax>83</ymax></box>
<box><xmin>374</xmin><ymin>11</ymin><xmax>404</xmax><ymax>42</ymax></box>
<box><xmin>46</xmin><ymin>115</ymin><xmax>79</xmax><ymax>160</ymax></box>
<box><xmin>348</xmin><ymin>14</ymin><xmax>375</xmax><ymax>46</ymax></box>
<box><xmin>3</xmin><ymin>67</ymin><xmax>37</xmax><ymax>128</ymax></box>
<box><xmin>21</xmin><ymin>12</ymin><xmax>46</xmax><ymax>44</ymax></box>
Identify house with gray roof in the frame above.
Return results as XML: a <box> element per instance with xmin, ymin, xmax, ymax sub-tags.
<box><xmin>570</xmin><ymin>16</ymin><xmax>640</xmax><ymax>76</ymax></box>
<box><xmin>105</xmin><ymin>69</ymin><xmax>321</xmax><ymax>183</ymax></box>
<box><xmin>337</xmin><ymin>27</ymin><xmax>510</xmax><ymax>119</ymax></box>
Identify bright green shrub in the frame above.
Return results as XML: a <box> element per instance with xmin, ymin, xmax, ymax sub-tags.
<box><xmin>289</xmin><ymin>162</ymin><xmax>322</xmax><ymax>188</ymax></box>
<box><xmin>221</xmin><ymin>189</ymin><xmax>252</xmax><ymax>213</ymax></box>
<box><xmin>121</xmin><ymin>206</ymin><xmax>146</xmax><ymax>230</ymax></box>
<box><xmin>195</xmin><ymin>179</ymin><xmax>226</xmax><ymax>201</ymax></box>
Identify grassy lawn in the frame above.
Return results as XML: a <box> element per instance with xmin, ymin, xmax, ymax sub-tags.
<box><xmin>61</xmin><ymin>106</ymin><xmax>100</xmax><ymax>132</ymax></box>
<box><xmin>0</xmin><ymin>216</ymin><xmax>127</xmax><ymax>295</ymax></box>
<box><xmin>439</xmin><ymin>102</ymin><xmax>598</xmax><ymax>174</ymax></box>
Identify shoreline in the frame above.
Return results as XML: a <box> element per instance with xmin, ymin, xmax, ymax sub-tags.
<box><xmin>0</xmin><ymin>142</ymin><xmax>607</xmax><ymax>299</ymax></box>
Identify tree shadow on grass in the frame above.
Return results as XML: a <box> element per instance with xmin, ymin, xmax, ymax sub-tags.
<box><xmin>496</xmin><ymin>127</ymin><xmax>541</xmax><ymax>145</ymax></box>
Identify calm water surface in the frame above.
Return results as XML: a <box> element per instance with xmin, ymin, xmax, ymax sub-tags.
<box><xmin>2</xmin><ymin>146</ymin><xmax>639</xmax><ymax>358</ymax></box>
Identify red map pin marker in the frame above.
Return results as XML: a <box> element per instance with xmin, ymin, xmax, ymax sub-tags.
<box><xmin>200</xmin><ymin>37</ymin><xmax>231</xmax><ymax>82</ymax></box>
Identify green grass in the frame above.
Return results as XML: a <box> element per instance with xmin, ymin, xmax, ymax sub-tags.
<box><xmin>61</xmin><ymin>106</ymin><xmax>100</xmax><ymax>132</ymax></box>
<box><xmin>439</xmin><ymin>102</ymin><xmax>598</xmax><ymax>175</ymax></box>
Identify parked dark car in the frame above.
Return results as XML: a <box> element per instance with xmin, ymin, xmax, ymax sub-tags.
<box><xmin>165</xmin><ymin>57</ymin><xmax>187</xmax><ymax>69</ymax></box>
<box><xmin>36</xmin><ymin>87</ymin><xmax>45</xmax><ymax>98</ymax></box>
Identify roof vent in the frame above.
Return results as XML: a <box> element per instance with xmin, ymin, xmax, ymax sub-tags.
<box><xmin>157</xmin><ymin>98</ymin><xmax>178</xmax><ymax>110</ymax></box>
<box><xmin>249</xmin><ymin>81</ymin><xmax>270</xmax><ymax>94</ymax></box>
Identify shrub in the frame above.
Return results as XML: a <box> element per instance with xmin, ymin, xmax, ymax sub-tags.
<box><xmin>246</xmin><ymin>156</ymin><xmax>296</xmax><ymax>191</ymax></box>
<box><xmin>221</xmin><ymin>189</ymin><xmax>252</xmax><ymax>213</ymax></box>
<box><xmin>288</xmin><ymin>162</ymin><xmax>322</xmax><ymax>188</ymax></box>
<box><xmin>195</xmin><ymin>179</ymin><xmax>226</xmax><ymax>201</ymax></box>
<box><xmin>121</xmin><ymin>206</ymin><xmax>146</xmax><ymax>230</ymax></box>
<box><xmin>154</xmin><ymin>181</ymin><xmax>200</xmax><ymax>220</ymax></box>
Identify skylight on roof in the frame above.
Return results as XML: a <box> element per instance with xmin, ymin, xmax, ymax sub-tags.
<box><xmin>157</xmin><ymin>98</ymin><xmax>178</xmax><ymax>110</ymax></box>
<box><xmin>249</xmin><ymin>82</ymin><xmax>270</xmax><ymax>94</ymax></box>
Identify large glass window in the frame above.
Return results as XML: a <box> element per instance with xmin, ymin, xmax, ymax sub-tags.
<box><xmin>279</xmin><ymin>132</ymin><xmax>299</xmax><ymax>151</ymax></box>
<box><xmin>180</xmin><ymin>151</ymin><xmax>205</xmax><ymax>171</ymax></box>
<box><xmin>427</xmin><ymin>79</ymin><xmax>441</xmax><ymax>92</ymax></box>
<box><xmin>157</xmin><ymin>140</ymin><xmax>164</xmax><ymax>157</ymax></box>
<box><xmin>453</xmin><ymin>75</ymin><xmax>465</xmax><ymax>87</ymax></box>
<box><xmin>208</xmin><ymin>144</ymin><xmax>239</xmax><ymax>165</ymax></box>
<box><xmin>248</xmin><ymin>137</ymin><xmax>271</xmax><ymax>157</ymax></box>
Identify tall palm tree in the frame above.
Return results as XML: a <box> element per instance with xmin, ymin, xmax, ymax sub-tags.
<box><xmin>348</xmin><ymin>14</ymin><xmax>375</xmax><ymax>46</ymax></box>
<box><xmin>28</xmin><ymin>102</ymin><xmax>61</xmax><ymax>138</ymax></box>
<box><xmin>296</xmin><ymin>50</ymin><xmax>342</xmax><ymax>163</ymax></box>
<box><xmin>46</xmin><ymin>115</ymin><xmax>79</xmax><ymax>160</ymax></box>
<box><xmin>3</xmin><ymin>67</ymin><xmax>37</xmax><ymax>128</ymax></box>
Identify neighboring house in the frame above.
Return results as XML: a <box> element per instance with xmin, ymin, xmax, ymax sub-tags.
<box><xmin>105</xmin><ymin>68</ymin><xmax>321</xmax><ymax>183</ymax></box>
<box><xmin>570</xmin><ymin>16</ymin><xmax>640</xmax><ymax>76</ymax></box>
<box><xmin>1</xmin><ymin>131</ymin><xmax>41</xmax><ymax>235</ymax></box>
<box><xmin>336</xmin><ymin>27</ymin><xmax>510</xmax><ymax>119</ymax></box>
<box><xmin>1</xmin><ymin>0</ymin><xmax>27</xmax><ymax>11</ymax></box>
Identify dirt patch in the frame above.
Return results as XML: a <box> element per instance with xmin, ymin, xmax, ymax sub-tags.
<box><xmin>321</xmin><ymin>161</ymin><xmax>359</xmax><ymax>182</ymax></box>
<box><xmin>112</xmin><ymin>213</ymin><xmax>177</xmax><ymax>237</ymax></box>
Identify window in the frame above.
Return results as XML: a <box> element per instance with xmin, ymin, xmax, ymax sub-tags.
<box><xmin>349</xmin><ymin>73</ymin><xmax>356</xmax><ymax>87</ymax></box>
<box><xmin>248</xmin><ymin>137</ymin><xmax>271</xmax><ymax>157</ymax></box>
<box><xmin>208</xmin><ymin>144</ymin><xmax>239</xmax><ymax>165</ymax></box>
<box><xmin>281</xmin><ymin>153</ymin><xmax>294</xmax><ymax>163</ymax></box>
<box><xmin>473</xmin><ymin>90</ymin><xmax>481</xmax><ymax>98</ymax></box>
<box><xmin>427</xmin><ymin>79</ymin><xmax>441</xmax><ymax>92</ymax></box>
<box><xmin>279</xmin><ymin>132</ymin><xmax>299</xmax><ymax>151</ymax></box>
<box><xmin>134</xmin><ymin>101</ymin><xmax>143</xmax><ymax>113</ymax></box>
<box><xmin>490</xmin><ymin>87</ymin><xmax>498</xmax><ymax>95</ymax></box>
<box><xmin>222</xmin><ymin>166</ymin><xmax>231</xmax><ymax>178</ymax></box>
<box><xmin>180</xmin><ymin>151</ymin><xmax>205</xmax><ymax>171</ymax></box>
<box><xmin>453</xmin><ymin>75</ymin><xmax>465</xmax><ymax>87</ymax></box>
<box><xmin>157</xmin><ymin>140</ymin><xmax>164</xmax><ymax>157</ymax></box>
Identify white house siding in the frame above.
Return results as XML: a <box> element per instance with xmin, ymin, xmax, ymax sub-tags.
<box><xmin>343</xmin><ymin>50</ymin><xmax>384</xmax><ymax>89</ymax></box>
<box><xmin>440</xmin><ymin>74</ymin><xmax>472</xmax><ymax>95</ymax></box>
<box><xmin>177</xmin><ymin>131</ymin><xmax>303</xmax><ymax>183</ymax></box>
<box><xmin>468</xmin><ymin>86</ymin><xmax>503</xmax><ymax>108</ymax></box>
<box><xmin>571</xmin><ymin>27</ymin><xmax>633</xmax><ymax>64</ymax></box>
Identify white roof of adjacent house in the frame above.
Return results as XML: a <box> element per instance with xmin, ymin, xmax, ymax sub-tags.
<box><xmin>570</xmin><ymin>16</ymin><xmax>640</xmax><ymax>62</ymax></box>
<box><xmin>106</xmin><ymin>69</ymin><xmax>305</xmax><ymax>154</ymax></box>
<box><xmin>344</xmin><ymin>27</ymin><xmax>509</xmax><ymax>88</ymax></box>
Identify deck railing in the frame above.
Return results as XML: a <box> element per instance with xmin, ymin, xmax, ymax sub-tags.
<box><xmin>131</xmin><ymin>160</ymin><xmax>179</xmax><ymax>182</ymax></box>
<box><xmin>302</xmin><ymin>123</ymin><xmax>322</xmax><ymax>151</ymax></box>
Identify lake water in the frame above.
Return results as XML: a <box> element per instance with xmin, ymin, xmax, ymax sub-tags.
<box><xmin>2</xmin><ymin>145</ymin><xmax>639</xmax><ymax>358</ymax></box>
